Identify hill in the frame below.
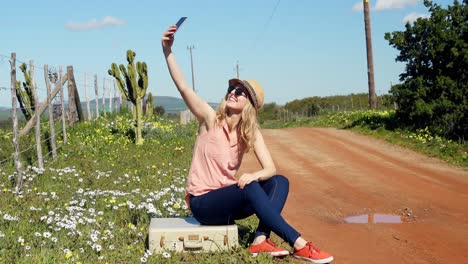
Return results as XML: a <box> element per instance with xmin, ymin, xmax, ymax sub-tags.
<box><xmin>84</xmin><ymin>95</ymin><xmax>218</xmax><ymax>114</ymax></box>
<box><xmin>0</xmin><ymin>96</ymin><xmax>219</xmax><ymax>121</ymax></box>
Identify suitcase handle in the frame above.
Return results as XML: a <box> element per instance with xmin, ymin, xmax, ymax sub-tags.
<box><xmin>183</xmin><ymin>237</ymin><xmax>203</xmax><ymax>250</ymax></box>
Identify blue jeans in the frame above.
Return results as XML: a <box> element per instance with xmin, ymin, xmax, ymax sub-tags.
<box><xmin>190</xmin><ymin>175</ymin><xmax>301</xmax><ymax>247</ymax></box>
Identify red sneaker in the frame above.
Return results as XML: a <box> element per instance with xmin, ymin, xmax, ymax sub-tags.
<box><xmin>248</xmin><ymin>238</ymin><xmax>289</xmax><ymax>257</ymax></box>
<box><xmin>293</xmin><ymin>242</ymin><xmax>334</xmax><ymax>263</ymax></box>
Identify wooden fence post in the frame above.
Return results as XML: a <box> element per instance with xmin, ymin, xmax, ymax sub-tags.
<box><xmin>113</xmin><ymin>80</ymin><xmax>118</xmax><ymax>112</ymax></box>
<box><xmin>67</xmin><ymin>66</ymin><xmax>77</xmax><ymax>124</ymax></box>
<box><xmin>10</xmin><ymin>53</ymin><xmax>23</xmax><ymax>192</ymax></box>
<box><xmin>119</xmin><ymin>85</ymin><xmax>123</xmax><ymax>111</ymax></box>
<box><xmin>94</xmin><ymin>74</ymin><xmax>99</xmax><ymax>118</ymax></box>
<box><xmin>30</xmin><ymin>60</ymin><xmax>44</xmax><ymax>170</ymax></box>
<box><xmin>59</xmin><ymin>66</ymin><xmax>67</xmax><ymax>144</ymax></box>
<box><xmin>44</xmin><ymin>65</ymin><xmax>57</xmax><ymax>160</ymax></box>
<box><xmin>102</xmin><ymin>77</ymin><xmax>106</xmax><ymax>117</ymax></box>
<box><xmin>67</xmin><ymin>66</ymin><xmax>83</xmax><ymax>125</ymax></box>
<box><xmin>108</xmin><ymin>79</ymin><xmax>113</xmax><ymax>113</ymax></box>
<box><xmin>85</xmin><ymin>73</ymin><xmax>91</xmax><ymax>120</ymax></box>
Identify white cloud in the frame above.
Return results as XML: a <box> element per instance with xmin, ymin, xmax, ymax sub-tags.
<box><xmin>65</xmin><ymin>16</ymin><xmax>125</xmax><ymax>31</ymax></box>
<box><xmin>352</xmin><ymin>0</ymin><xmax>419</xmax><ymax>12</ymax></box>
<box><xmin>352</xmin><ymin>2</ymin><xmax>363</xmax><ymax>11</ymax></box>
<box><xmin>374</xmin><ymin>0</ymin><xmax>419</xmax><ymax>11</ymax></box>
<box><xmin>402</xmin><ymin>12</ymin><xmax>429</xmax><ymax>23</ymax></box>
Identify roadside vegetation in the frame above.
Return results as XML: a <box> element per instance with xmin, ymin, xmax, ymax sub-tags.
<box><xmin>260</xmin><ymin>109</ymin><xmax>467</xmax><ymax>168</ymax></box>
<box><xmin>0</xmin><ymin>113</ymin><xmax>288</xmax><ymax>264</ymax></box>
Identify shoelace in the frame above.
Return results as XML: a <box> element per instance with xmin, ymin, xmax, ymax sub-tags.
<box><xmin>306</xmin><ymin>242</ymin><xmax>321</xmax><ymax>256</ymax></box>
<box><xmin>266</xmin><ymin>238</ymin><xmax>276</xmax><ymax>247</ymax></box>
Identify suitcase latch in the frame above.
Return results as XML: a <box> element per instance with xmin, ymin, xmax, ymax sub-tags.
<box><xmin>183</xmin><ymin>234</ymin><xmax>203</xmax><ymax>250</ymax></box>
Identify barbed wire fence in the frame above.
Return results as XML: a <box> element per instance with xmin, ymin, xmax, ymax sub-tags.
<box><xmin>0</xmin><ymin>52</ymin><xmax>125</xmax><ymax>194</ymax></box>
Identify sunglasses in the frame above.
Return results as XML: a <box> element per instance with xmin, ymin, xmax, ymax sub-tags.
<box><xmin>227</xmin><ymin>86</ymin><xmax>248</xmax><ymax>97</ymax></box>
<box><xmin>227</xmin><ymin>85</ymin><xmax>255</xmax><ymax>107</ymax></box>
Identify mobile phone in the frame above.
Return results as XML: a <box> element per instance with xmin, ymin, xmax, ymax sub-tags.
<box><xmin>170</xmin><ymin>17</ymin><xmax>187</xmax><ymax>39</ymax></box>
<box><xmin>176</xmin><ymin>17</ymin><xmax>187</xmax><ymax>29</ymax></box>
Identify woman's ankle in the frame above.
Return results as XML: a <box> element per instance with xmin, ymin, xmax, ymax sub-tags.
<box><xmin>251</xmin><ymin>235</ymin><xmax>267</xmax><ymax>245</ymax></box>
<box><xmin>293</xmin><ymin>237</ymin><xmax>307</xmax><ymax>250</ymax></box>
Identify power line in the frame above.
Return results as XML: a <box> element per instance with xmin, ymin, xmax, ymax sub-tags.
<box><xmin>252</xmin><ymin>0</ymin><xmax>281</xmax><ymax>49</ymax></box>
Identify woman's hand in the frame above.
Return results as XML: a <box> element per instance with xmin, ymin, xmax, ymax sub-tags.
<box><xmin>162</xmin><ymin>25</ymin><xmax>177</xmax><ymax>53</ymax></box>
<box><xmin>238</xmin><ymin>173</ymin><xmax>259</xmax><ymax>189</ymax></box>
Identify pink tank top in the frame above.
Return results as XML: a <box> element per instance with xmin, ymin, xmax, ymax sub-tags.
<box><xmin>184</xmin><ymin>119</ymin><xmax>246</xmax><ymax>209</ymax></box>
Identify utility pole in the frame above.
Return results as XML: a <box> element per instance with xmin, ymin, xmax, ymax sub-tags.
<box><xmin>363</xmin><ymin>0</ymin><xmax>377</xmax><ymax>109</ymax></box>
<box><xmin>187</xmin><ymin>45</ymin><xmax>196</xmax><ymax>92</ymax></box>
<box><xmin>235</xmin><ymin>60</ymin><xmax>240</xmax><ymax>79</ymax></box>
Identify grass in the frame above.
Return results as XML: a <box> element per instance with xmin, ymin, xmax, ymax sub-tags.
<box><xmin>2</xmin><ymin>109</ymin><xmax>464</xmax><ymax>263</ymax></box>
<box><xmin>260</xmin><ymin>110</ymin><xmax>468</xmax><ymax>168</ymax></box>
<box><xmin>0</xmin><ymin>113</ymin><xmax>291</xmax><ymax>263</ymax></box>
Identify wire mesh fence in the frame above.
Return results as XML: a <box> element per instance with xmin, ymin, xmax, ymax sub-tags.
<box><xmin>0</xmin><ymin>51</ymin><xmax>122</xmax><ymax>191</ymax></box>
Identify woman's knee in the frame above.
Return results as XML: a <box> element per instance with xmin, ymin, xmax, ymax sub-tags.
<box><xmin>244</xmin><ymin>175</ymin><xmax>289</xmax><ymax>196</ymax></box>
<box><xmin>271</xmin><ymin>174</ymin><xmax>289</xmax><ymax>188</ymax></box>
<box><xmin>243</xmin><ymin>181</ymin><xmax>263</xmax><ymax>198</ymax></box>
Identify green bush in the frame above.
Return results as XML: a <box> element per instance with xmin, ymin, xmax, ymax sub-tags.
<box><xmin>385</xmin><ymin>0</ymin><xmax>468</xmax><ymax>141</ymax></box>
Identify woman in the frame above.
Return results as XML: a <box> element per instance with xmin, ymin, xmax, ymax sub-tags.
<box><xmin>162</xmin><ymin>25</ymin><xmax>334</xmax><ymax>264</ymax></box>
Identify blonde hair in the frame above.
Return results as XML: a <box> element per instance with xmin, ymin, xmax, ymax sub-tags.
<box><xmin>216</xmin><ymin>98</ymin><xmax>258</xmax><ymax>152</ymax></box>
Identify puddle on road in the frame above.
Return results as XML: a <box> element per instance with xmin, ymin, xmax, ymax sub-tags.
<box><xmin>344</xmin><ymin>213</ymin><xmax>403</xmax><ymax>224</ymax></box>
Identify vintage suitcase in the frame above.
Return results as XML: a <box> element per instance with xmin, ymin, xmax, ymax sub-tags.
<box><xmin>148</xmin><ymin>217</ymin><xmax>239</xmax><ymax>253</ymax></box>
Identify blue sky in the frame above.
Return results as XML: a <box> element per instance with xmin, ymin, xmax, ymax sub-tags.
<box><xmin>0</xmin><ymin>0</ymin><xmax>453</xmax><ymax>107</ymax></box>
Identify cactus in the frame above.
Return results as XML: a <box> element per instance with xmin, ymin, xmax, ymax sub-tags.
<box><xmin>108</xmin><ymin>50</ymin><xmax>148</xmax><ymax>144</ymax></box>
<box><xmin>146</xmin><ymin>92</ymin><xmax>154</xmax><ymax>117</ymax></box>
<box><xmin>16</xmin><ymin>63</ymin><xmax>35</xmax><ymax>120</ymax></box>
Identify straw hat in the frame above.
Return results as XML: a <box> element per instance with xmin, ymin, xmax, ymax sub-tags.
<box><xmin>228</xmin><ymin>79</ymin><xmax>264</xmax><ymax>110</ymax></box>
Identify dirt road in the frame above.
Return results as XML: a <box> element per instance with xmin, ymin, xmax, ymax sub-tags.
<box><xmin>239</xmin><ymin>128</ymin><xmax>468</xmax><ymax>264</ymax></box>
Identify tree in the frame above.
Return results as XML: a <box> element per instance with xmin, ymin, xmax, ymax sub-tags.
<box><xmin>154</xmin><ymin>106</ymin><xmax>165</xmax><ymax>116</ymax></box>
<box><xmin>384</xmin><ymin>0</ymin><xmax>467</xmax><ymax>140</ymax></box>
<box><xmin>258</xmin><ymin>102</ymin><xmax>280</xmax><ymax>124</ymax></box>
<box><xmin>285</xmin><ymin>97</ymin><xmax>321</xmax><ymax>115</ymax></box>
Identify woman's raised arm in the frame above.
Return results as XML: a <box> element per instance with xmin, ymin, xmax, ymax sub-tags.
<box><xmin>162</xmin><ymin>25</ymin><xmax>215</xmax><ymax>123</ymax></box>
